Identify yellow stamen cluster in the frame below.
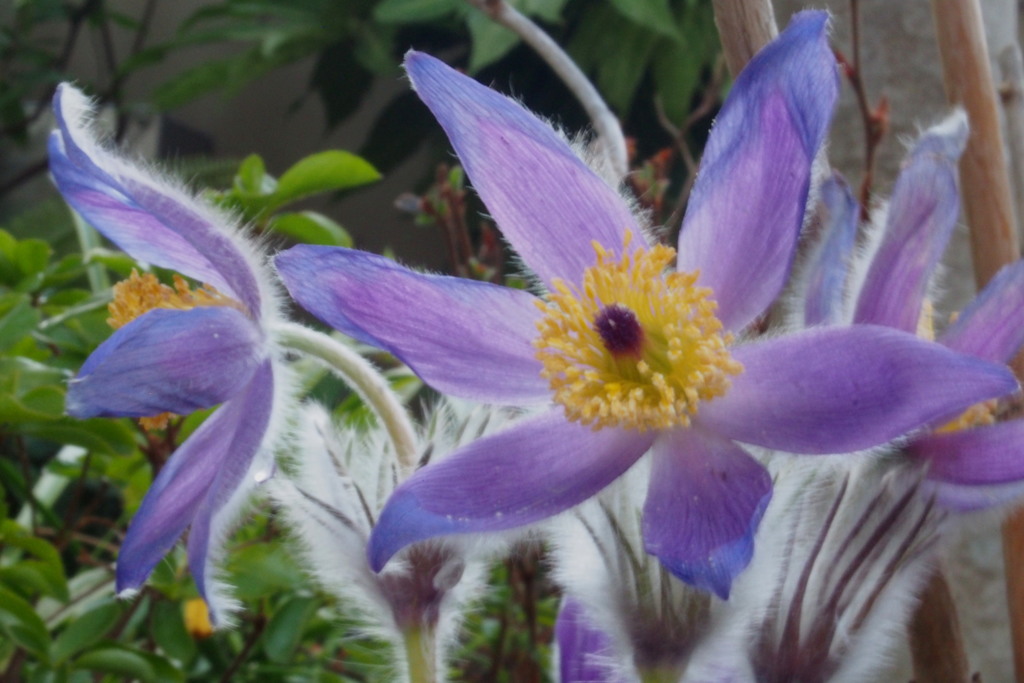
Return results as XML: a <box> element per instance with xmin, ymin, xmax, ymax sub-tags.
<box><xmin>937</xmin><ymin>399</ymin><xmax>998</xmax><ymax>434</ymax></box>
<box><xmin>107</xmin><ymin>270</ymin><xmax>236</xmax><ymax>431</ymax></box>
<box><xmin>534</xmin><ymin>236</ymin><xmax>743</xmax><ymax>432</ymax></box>
<box><xmin>107</xmin><ymin>269</ymin><xmax>234</xmax><ymax>329</ymax></box>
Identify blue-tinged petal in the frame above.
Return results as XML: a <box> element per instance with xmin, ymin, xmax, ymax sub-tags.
<box><xmin>50</xmin><ymin>85</ymin><xmax>262</xmax><ymax>314</ymax></box>
<box><xmin>907</xmin><ymin>420</ymin><xmax>1024</xmax><ymax>486</ymax></box>
<box><xmin>853</xmin><ymin>112</ymin><xmax>967</xmax><ymax>331</ymax></box>
<box><xmin>116</xmin><ymin>362</ymin><xmax>273</xmax><ymax>594</ymax></box>
<box><xmin>556</xmin><ymin>598</ymin><xmax>628</xmax><ymax>683</ymax></box>
<box><xmin>698</xmin><ymin>326</ymin><xmax>1017</xmax><ymax>453</ymax></box>
<box><xmin>675</xmin><ymin>11</ymin><xmax>837</xmax><ymax>332</ymax></box>
<box><xmin>66</xmin><ymin>307</ymin><xmax>264</xmax><ymax>419</ymax></box>
<box><xmin>368</xmin><ymin>410</ymin><xmax>655</xmax><ymax>571</ymax></box>
<box><xmin>404</xmin><ymin>51</ymin><xmax>640</xmax><ymax>288</ymax></box>
<box><xmin>803</xmin><ymin>173</ymin><xmax>859</xmax><ymax>326</ymax></box>
<box><xmin>642</xmin><ymin>428</ymin><xmax>771</xmax><ymax>599</ymax></box>
<box><xmin>939</xmin><ymin>259</ymin><xmax>1024</xmax><ymax>363</ymax></box>
<box><xmin>275</xmin><ymin>245</ymin><xmax>549</xmax><ymax>404</ymax></box>
<box><xmin>186</xmin><ymin>363</ymin><xmax>275</xmax><ymax>621</ymax></box>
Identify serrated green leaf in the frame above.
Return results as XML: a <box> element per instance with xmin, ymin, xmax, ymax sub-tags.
<box><xmin>268</xmin><ymin>212</ymin><xmax>352</xmax><ymax>246</ymax></box>
<box><xmin>373</xmin><ymin>0</ymin><xmax>457</xmax><ymax>23</ymax></box>
<box><xmin>270</xmin><ymin>151</ymin><xmax>380</xmax><ymax>209</ymax></box>
<box><xmin>262</xmin><ymin>596</ymin><xmax>317</xmax><ymax>663</ymax></box>
<box><xmin>74</xmin><ymin>644</ymin><xmax>156</xmax><ymax>682</ymax></box>
<box><xmin>51</xmin><ymin>602</ymin><xmax>121</xmax><ymax>663</ymax></box>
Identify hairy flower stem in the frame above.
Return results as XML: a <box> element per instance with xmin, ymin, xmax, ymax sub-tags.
<box><xmin>466</xmin><ymin>0</ymin><xmax>628</xmax><ymax>178</ymax></box>
<box><xmin>402</xmin><ymin>627</ymin><xmax>436</xmax><ymax>683</ymax></box>
<box><xmin>274</xmin><ymin>322</ymin><xmax>419</xmax><ymax>468</ymax></box>
<box><xmin>909</xmin><ymin>571</ymin><xmax>971</xmax><ymax>682</ymax></box>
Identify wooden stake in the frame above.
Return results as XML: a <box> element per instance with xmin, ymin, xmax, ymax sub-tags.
<box><xmin>711</xmin><ymin>0</ymin><xmax>778</xmax><ymax>77</ymax></box>
<box><xmin>931</xmin><ymin>0</ymin><xmax>1024</xmax><ymax>679</ymax></box>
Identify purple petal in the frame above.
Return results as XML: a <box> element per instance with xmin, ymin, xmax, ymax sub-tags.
<box><xmin>556</xmin><ymin>598</ymin><xmax>627</xmax><ymax>683</ymax></box>
<box><xmin>803</xmin><ymin>173</ymin><xmax>859</xmax><ymax>325</ymax></box>
<box><xmin>853</xmin><ymin>113</ymin><xmax>967</xmax><ymax>332</ymax></box>
<box><xmin>907</xmin><ymin>420</ymin><xmax>1024</xmax><ymax>486</ymax></box>
<box><xmin>404</xmin><ymin>51</ymin><xmax>640</xmax><ymax>287</ymax></box>
<box><xmin>116</xmin><ymin>362</ymin><xmax>274</xmax><ymax>593</ymax></box>
<box><xmin>275</xmin><ymin>245</ymin><xmax>549</xmax><ymax>404</ymax></box>
<box><xmin>698</xmin><ymin>326</ymin><xmax>1018</xmax><ymax>453</ymax></box>
<box><xmin>66</xmin><ymin>307</ymin><xmax>264</xmax><ymax>419</ymax></box>
<box><xmin>186</xmin><ymin>363</ymin><xmax>275</xmax><ymax>617</ymax></box>
<box><xmin>368</xmin><ymin>410</ymin><xmax>654</xmax><ymax>570</ymax></box>
<box><xmin>50</xmin><ymin>85</ymin><xmax>262</xmax><ymax>313</ymax></box>
<box><xmin>642</xmin><ymin>428</ymin><xmax>771</xmax><ymax>599</ymax></box>
<box><xmin>676</xmin><ymin>11</ymin><xmax>837</xmax><ymax>331</ymax></box>
<box><xmin>939</xmin><ymin>259</ymin><xmax>1024</xmax><ymax>363</ymax></box>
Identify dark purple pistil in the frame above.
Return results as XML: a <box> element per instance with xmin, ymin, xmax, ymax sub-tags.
<box><xmin>594</xmin><ymin>304</ymin><xmax>645</xmax><ymax>356</ymax></box>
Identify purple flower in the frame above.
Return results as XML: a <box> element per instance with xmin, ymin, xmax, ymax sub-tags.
<box><xmin>803</xmin><ymin>112</ymin><xmax>1024</xmax><ymax>511</ymax></box>
<box><xmin>275</xmin><ymin>12</ymin><xmax>1015</xmax><ymax>598</ymax></box>
<box><xmin>49</xmin><ymin>84</ymin><xmax>287</xmax><ymax>621</ymax></box>
<box><xmin>556</xmin><ymin>598</ymin><xmax>631</xmax><ymax>682</ymax></box>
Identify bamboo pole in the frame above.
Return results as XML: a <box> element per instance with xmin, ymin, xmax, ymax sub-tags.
<box><xmin>931</xmin><ymin>0</ymin><xmax>1024</xmax><ymax>680</ymax></box>
<box><xmin>711</xmin><ymin>0</ymin><xmax>778</xmax><ymax>77</ymax></box>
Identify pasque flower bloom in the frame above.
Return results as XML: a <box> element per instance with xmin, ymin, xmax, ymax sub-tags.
<box><xmin>50</xmin><ymin>84</ymin><xmax>288</xmax><ymax>621</ymax></box>
<box><xmin>275</xmin><ymin>12</ymin><xmax>1015</xmax><ymax>598</ymax></box>
<box><xmin>802</xmin><ymin>112</ymin><xmax>1024</xmax><ymax>511</ymax></box>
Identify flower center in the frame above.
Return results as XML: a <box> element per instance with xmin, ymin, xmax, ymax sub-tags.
<box><xmin>534</xmin><ymin>235</ymin><xmax>742</xmax><ymax>432</ymax></box>
<box><xmin>107</xmin><ymin>270</ymin><xmax>238</xmax><ymax>430</ymax></box>
<box><xmin>916</xmin><ymin>300</ymin><xmax>998</xmax><ymax>434</ymax></box>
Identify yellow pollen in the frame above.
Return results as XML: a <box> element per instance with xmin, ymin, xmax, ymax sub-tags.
<box><xmin>107</xmin><ymin>270</ymin><xmax>238</xmax><ymax>431</ymax></box>
<box><xmin>107</xmin><ymin>269</ymin><xmax>236</xmax><ymax>329</ymax></box>
<box><xmin>937</xmin><ymin>399</ymin><xmax>998</xmax><ymax>434</ymax></box>
<box><xmin>915</xmin><ymin>298</ymin><xmax>998</xmax><ymax>435</ymax></box>
<box><xmin>533</xmin><ymin>235</ymin><xmax>743</xmax><ymax>432</ymax></box>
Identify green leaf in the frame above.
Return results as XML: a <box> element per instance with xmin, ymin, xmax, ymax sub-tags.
<box><xmin>373</xmin><ymin>0</ymin><xmax>457</xmax><ymax>23</ymax></box>
<box><xmin>233</xmin><ymin>154</ymin><xmax>274</xmax><ymax>197</ymax></box>
<box><xmin>0</xmin><ymin>293</ymin><xmax>41</xmax><ymax>352</ymax></box>
<box><xmin>268</xmin><ymin>212</ymin><xmax>352</xmax><ymax>246</ymax></box>
<box><xmin>150</xmin><ymin>601</ymin><xmax>196</xmax><ymax>664</ymax></box>
<box><xmin>0</xmin><ymin>357</ymin><xmax>68</xmax><ymax>422</ymax></box>
<box><xmin>270</xmin><ymin>151</ymin><xmax>381</xmax><ymax>209</ymax></box>
<box><xmin>607</xmin><ymin>0</ymin><xmax>681</xmax><ymax>39</ymax></box>
<box><xmin>0</xmin><ymin>586</ymin><xmax>50</xmax><ymax>662</ymax></box>
<box><xmin>0</xmin><ymin>521</ymin><xmax>68</xmax><ymax>600</ymax></box>
<box><xmin>651</xmin><ymin>2</ymin><xmax>718</xmax><ymax>122</ymax></box>
<box><xmin>262</xmin><ymin>597</ymin><xmax>317</xmax><ymax>663</ymax></box>
<box><xmin>568</xmin><ymin>4</ymin><xmax>659</xmax><ymax>113</ymax></box>
<box><xmin>15</xmin><ymin>238</ymin><xmax>52</xmax><ymax>280</ymax></box>
<box><xmin>466</xmin><ymin>10</ymin><xmax>519</xmax><ymax>73</ymax></box>
<box><xmin>74</xmin><ymin>645</ymin><xmax>156</xmax><ymax>682</ymax></box>
<box><xmin>228</xmin><ymin>544</ymin><xmax>304</xmax><ymax>600</ymax></box>
<box><xmin>51</xmin><ymin>602</ymin><xmax>121</xmax><ymax>663</ymax></box>
<box><xmin>19</xmin><ymin>418</ymin><xmax>137</xmax><ymax>456</ymax></box>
